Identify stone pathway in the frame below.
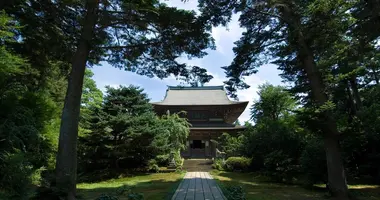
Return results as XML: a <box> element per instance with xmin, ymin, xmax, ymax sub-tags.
<box><xmin>171</xmin><ymin>172</ymin><xmax>226</xmax><ymax>200</ymax></box>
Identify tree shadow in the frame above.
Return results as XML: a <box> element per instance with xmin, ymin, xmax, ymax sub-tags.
<box><xmin>213</xmin><ymin>171</ymin><xmax>380</xmax><ymax>200</ymax></box>
<box><xmin>76</xmin><ymin>178</ymin><xmax>182</xmax><ymax>200</ymax></box>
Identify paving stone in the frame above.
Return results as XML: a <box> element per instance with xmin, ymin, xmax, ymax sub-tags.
<box><xmin>172</xmin><ymin>172</ymin><xmax>226</xmax><ymax>200</ymax></box>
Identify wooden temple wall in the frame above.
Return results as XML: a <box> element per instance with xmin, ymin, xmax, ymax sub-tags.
<box><xmin>181</xmin><ymin>129</ymin><xmax>240</xmax><ymax>158</ymax></box>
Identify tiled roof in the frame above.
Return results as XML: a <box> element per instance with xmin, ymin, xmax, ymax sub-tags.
<box><xmin>151</xmin><ymin>86</ymin><xmax>247</xmax><ymax>106</ymax></box>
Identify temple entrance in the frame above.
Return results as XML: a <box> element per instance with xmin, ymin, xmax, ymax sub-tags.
<box><xmin>190</xmin><ymin>140</ymin><xmax>205</xmax><ymax>158</ymax></box>
<box><xmin>191</xmin><ymin>140</ymin><xmax>204</xmax><ymax>149</ymax></box>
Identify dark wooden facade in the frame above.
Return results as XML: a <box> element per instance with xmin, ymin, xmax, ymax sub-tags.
<box><xmin>152</xmin><ymin>86</ymin><xmax>248</xmax><ymax>158</ymax></box>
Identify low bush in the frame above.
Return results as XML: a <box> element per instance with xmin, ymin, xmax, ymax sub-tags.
<box><xmin>0</xmin><ymin>152</ymin><xmax>44</xmax><ymax>199</ymax></box>
<box><xmin>225</xmin><ymin>157</ymin><xmax>251</xmax><ymax>172</ymax></box>
<box><xmin>155</xmin><ymin>154</ymin><xmax>170</xmax><ymax>166</ymax></box>
<box><xmin>300</xmin><ymin>137</ymin><xmax>327</xmax><ymax>186</ymax></box>
<box><xmin>147</xmin><ymin>160</ymin><xmax>159</xmax><ymax>173</ymax></box>
<box><xmin>95</xmin><ymin>185</ymin><xmax>144</xmax><ymax>200</ymax></box>
<box><xmin>263</xmin><ymin>150</ymin><xmax>300</xmax><ymax>183</ymax></box>
<box><xmin>173</xmin><ymin>151</ymin><xmax>184</xmax><ymax>170</ymax></box>
<box><xmin>212</xmin><ymin>158</ymin><xmax>225</xmax><ymax>171</ymax></box>
<box><xmin>222</xmin><ymin>185</ymin><xmax>246</xmax><ymax>200</ymax></box>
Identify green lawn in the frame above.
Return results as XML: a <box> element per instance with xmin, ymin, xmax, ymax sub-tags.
<box><xmin>77</xmin><ymin>172</ymin><xmax>184</xmax><ymax>200</ymax></box>
<box><xmin>211</xmin><ymin>171</ymin><xmax>380</xmax><ymax>200</ymax></box>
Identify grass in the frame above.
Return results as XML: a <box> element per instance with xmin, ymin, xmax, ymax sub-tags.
<box><xmin>77</xmin><ymin>172</ymin><xmax>184</xmax><ymax>200</ymax></box>
<box><xmin>211</xmin><ymin>170</ymin><xmax>380</xmax><ymax>200</ymax></box>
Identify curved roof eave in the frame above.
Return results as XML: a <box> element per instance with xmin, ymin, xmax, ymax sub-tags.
<box><xmin>150</xmin><ymin>101</ymin><xmax>249</xmax><ymax>106</ymax></box>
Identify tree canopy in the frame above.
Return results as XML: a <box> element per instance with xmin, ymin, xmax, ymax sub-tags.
<box><xmin>199</xmin><ymin>0</ymin><xmax>380</xmax><ymax>198</ymax></box>
<box><xmin>2</xmin><ymin>1</ymin><xmax>215</xmax><ymax>197</ymax></box>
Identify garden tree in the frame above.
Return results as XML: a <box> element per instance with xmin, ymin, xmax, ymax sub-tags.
<box><xmin>79</xmin><ymin>69</ymin><xmax>103</xmax><ymax>135</ymax></box>
<box><xmin>180</xmin><ymin>66</ymin><xmax>214</xmax><ymax>86</ymax></box>
<box><xmin>198</xmin><ymin>0</ymin><xmax>359</xmax><ymax>198</ymax></box>
<box><xmin>250</xmin><ymin>84</ymin><xmax>295</xmax><ymax>122</ymax></box>
<box><xmin>78</xmin><ymin>85</ymin><xmax>189</xmax><ymax>178</ymax></box>
<box><xmin>247</xmin><ymin>84</ymin><xmax>303</xmax><ymax>177</ymax></box>
<box><xmin>0</xmin><ymin>12</ymin><xmax>63</xmax><ymax>198</ymax></box>
<box><xmin>1</xmin><ymin>0</ymin><xmax>214</xmax><ymax>197</ymax></box>
<box><xmin>351</xmin><ymin>0</ymin><xmax>380</xmax><ymax>42</ymax></box>
<box><xmin>81</xmin><ymin>69</ymin><xmax>103</xmax><ymax>110</ymax></box>
<box><xmin>157</xmin><ymin>111</ymin><xmax>190</xmax><ymax>154</ymax></box>
<box><xmin>79</xmin><ymin>85</ymin><xmax>159</xmax><ymax>173</ymax></box>
<box><xmin>57</xmin><ymin>1</ymin><xmax>214</xmax><ymax>197</ymax></box>
<box><xmin>217</xmin><ymin>133</ymin><xmax>243</xmax><ymax>157</ymax></box>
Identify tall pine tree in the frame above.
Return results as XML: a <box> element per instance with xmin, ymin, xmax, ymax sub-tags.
<box><xmin>2</xmin><ymin>0</ymin><xmax>214</xmax><ymax>198</ymax></box>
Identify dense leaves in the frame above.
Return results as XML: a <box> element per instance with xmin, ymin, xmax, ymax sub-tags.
<box><xmin>200</xmin><ymin>0</ymin><xmax>380</xmax><ymax>198</ymax></box>
<box><xmin>2</xmin><ymin>0</ymin><xmax>214</xmax><ymax>197</ymax></box>
<box><xmin>78</xmin><ymin>85</ymin><xmax>189</xmax><ymax>180</ymax></box>
<box><xmin>0</xmin><ymin>12</ymin><xmax>64</xmax><ymax>199</ymax></box>
<box><xmin>219</xmin><ymin>83</ymin><xmax>380</xmax><ymax>188</ymax></box>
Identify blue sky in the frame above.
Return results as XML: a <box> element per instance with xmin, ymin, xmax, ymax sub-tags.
<box><xmin>91</xmin><ymin>0</ymin><xmax>283</xmax><ymax>122</ymax></box>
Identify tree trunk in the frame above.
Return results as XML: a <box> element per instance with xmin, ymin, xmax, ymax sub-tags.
<box><xmin>349</xmin><ymin>77</ymin><xmax>362</xmax><ymax>110</ymax></box>
<box><xmin>55</xmin><ymin>1</ymin><xmax>98</xmax><ymax>199</ymax></box>
<box><xmin>346</xmin><ymin>82</ymin><xmax>356</xmax><ymax>121</ymax></box>
<box><xmin>280</xmin><ymin>6</ymin><xmax>349</xmax><ymax>199</ymax></box>
<box><xmin>300</xmin><ymin>39</ymin><xmax>349</xmax><ymax>200</ymax></box>
<box><xmin>372</xmin><ymin>68</ymin><xmax>379</xmax><ymax>85</ymax></box>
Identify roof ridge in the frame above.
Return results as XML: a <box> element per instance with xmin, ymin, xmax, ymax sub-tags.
<box><xmin>168</xmin><ymin>85</ymin><xmax>224</xmax><ymax>90</ymax></box>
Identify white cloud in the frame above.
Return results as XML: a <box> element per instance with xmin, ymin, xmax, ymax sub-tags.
<box><xmin>236</xmin><ymin>75</ymin><xmax>265</xmax><ymax>123</ymax></box>
<box><xmin>164</xmin><ymin>0</ymin><xmax>198</xmax><ymax>12</ymax></box>
<box><xmin>164</xmin><ymin>0</ymin><xmax>244</xmax><ymax>56</ymax></box>
<box><xmin>211</xmin><ymin>14</ymin><xmax>244</xmax><ymax>55</ymax></box>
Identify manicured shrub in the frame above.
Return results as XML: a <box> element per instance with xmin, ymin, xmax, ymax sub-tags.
<box><xmin>212</xmin><ymin>158</ymin><xmax>225</xmax><ymax>171</ymax></box>
<box><xmin>147</xmin><ymin>160</ymin><xmax>160</xmax><ymax>173</ymax></box>
<box><xmin>155</xmin><ymin>154</ymin><xmax>170</xmax><ymax>166</ymax></box>
<box><xmin>263</xmin><ymin>150</ymin><xmax>299</xmax><ymax>183</ymax></box>
<box><xmin>173</xmin><ymin>151</ymin><xmax>184</xmax><ymax>170</ymax></box>
<box><xmin>225</xmin><ymin>157</ymin><xmax>251</xmax><ymax>172</ymax></box>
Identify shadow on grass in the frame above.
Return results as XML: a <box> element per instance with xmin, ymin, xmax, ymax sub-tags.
<box><xmin>213</xmin><ymin>171</ymin><xmax>380</xmax><ymax>200</ymax></box>
<box><xmin>77</xmin><ymin>170</ymin><xmax>163</xmax><ymax>183</ymax></box>
<box><xmin>76</xmin><ymin>176</ymin><xmax>183</xmax><ymax>200</ymax></box>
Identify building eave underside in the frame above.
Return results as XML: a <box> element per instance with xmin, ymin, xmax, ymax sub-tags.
<box><xmin>151</xmin><ymin>101</ymin><xmax>249</xmax><ymax>107</ymax></box>
<box><xmin>151</xmin><ymin>101</ymin><xmax>249</xmax><ymax>106</ymax></box>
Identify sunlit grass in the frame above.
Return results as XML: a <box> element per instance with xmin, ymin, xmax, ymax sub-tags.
<box><xmin>77</xmin><ymin>172</ymin><xmax>184</xmax><ymax>200</ymax></box>
<box><xmin>211</xmin><ymin>171</ymin><xmax>380</xmax><ymax>200</ymax></box>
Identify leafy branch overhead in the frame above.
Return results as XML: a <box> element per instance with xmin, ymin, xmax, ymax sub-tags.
<box><xmin>97</xmin><ymin>1</ymin><xmax>216</xmax><ymax>82</ymax></box>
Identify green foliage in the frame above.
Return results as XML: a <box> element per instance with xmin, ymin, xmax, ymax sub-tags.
<box><xmin>0</xmin><ymin>152</ymin><xmax>40</xmax><ymax>199</ymax></box>
<box><xmin>212</xmin><ymin>158</ymin><xmax>225</xmax><ymax>171</ymax></box>
<box><xmin>221</xmin><ymin>185</ymin><xmax>246</xmax><ymax>200</ymax></box>
<box><xmin>199</xmin><ymin>0</ymin><xmax>380</xmax><ymax>196</ymax></box>
<box><xmin>78</xmin><ymin>85</ymin><xmax>189</xmax><ymax>179</ymax></box>
<box><xmin>300</xmin><ymin>137</ymin><xmax>327</xmax><ymax>186</ymax></box>
<box><xmin>263</xmin><ymin>150</ymin><xmax>299</xmax><ymax>182</ymax></box>
<box><xmin>95</xmin><ymin>185</ymin><xmax>144</xmax><ymax>200</ymax></box>
<box><xmin>0</xmin><ymin>12</ymin><xmax>63</xmax><ymax>198</ymax></box>
<box><xmin>79</xmin><ymin>86</ymin><xmax>160</xmax><ymax>173</ymax></box>
<box><xmin>173</xmin><ymin>151</ymin><xmax>184</xmax><ymax>170</ymax></box>
<box><xmin>251</xmin><ymin>84</ymin><xmax>296</xmax><ymax>122</ymax></box>
<box><xmin>225</xmin><ymin>157</ymin><xmax>251</xmax><ymax>172</ymax></box>
<box><xmin>147</xmin><ymin>160</ymin><xmax>160</xmax><ymax>173</ymax></box>
<box><xmin>127</xmin><ymin>193</ymin><xmax>144</xmax><ymax>200</ymax></box>
<box><xmin>3</xmin><ymin>0</ymin><xmax>215</xmax><ymax>196</ymax></box>
<box><xmin>218</xmin><ymin>133</ymin><xmax>242</xmax><ymax>157</ymax></box>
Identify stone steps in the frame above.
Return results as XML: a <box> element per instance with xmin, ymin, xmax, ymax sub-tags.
<box><xmin>183</xmin><ymin>159</ymin><xmax>213</xmax><ymax>172</ymax></box>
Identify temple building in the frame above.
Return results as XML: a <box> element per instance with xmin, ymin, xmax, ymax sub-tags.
<box><xmin>152</xmin><ymin>86</ymin><xmax>248</xmax><ymax>158</ymax></box>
